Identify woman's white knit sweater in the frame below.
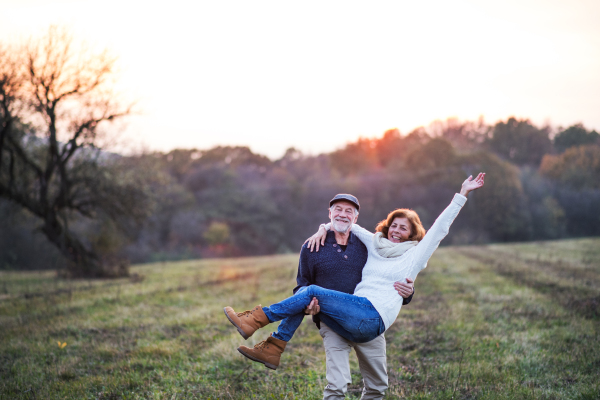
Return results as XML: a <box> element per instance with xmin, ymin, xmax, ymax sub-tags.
<box><xmin>350</xmin><ymin>193</ymin><xmax>467</xmax><ymax>330</ymax></box>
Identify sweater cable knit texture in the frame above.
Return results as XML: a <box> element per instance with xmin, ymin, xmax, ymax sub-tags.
<box><xmin>352</xmin><ymin>193</ymin><xmax>467</xmax><ymax>330</ymax></box>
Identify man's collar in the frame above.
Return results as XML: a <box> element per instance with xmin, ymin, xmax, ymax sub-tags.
<box><xmin>326</xmin><ymin>229</ymin><xmax>356</xmax><ymax>244</ymax></box>
<box><xmin>347</xmin><ymin>229</ymin><xmax>357</xmax><ymax>244</ymax></box>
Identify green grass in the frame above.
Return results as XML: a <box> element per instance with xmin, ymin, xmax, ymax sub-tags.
<box><xmin>1</xmin><ymin>239</ymin><xmax>599</xmax><ymax>399</ymax></box>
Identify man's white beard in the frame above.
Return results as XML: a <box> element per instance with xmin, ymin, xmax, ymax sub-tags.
<box><xmin>332</xmin><ymin>219</ymin><xmax>352</xmax><ymax>234</ymax></box>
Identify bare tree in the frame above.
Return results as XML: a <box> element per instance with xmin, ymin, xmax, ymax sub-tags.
<box><xmin>0</xmin><ymin>27</ymin><xmax>149</xmax><ymax>277</ymax></box>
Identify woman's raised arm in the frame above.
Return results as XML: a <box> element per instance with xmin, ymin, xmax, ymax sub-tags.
<box><xmin>408</xmin><ymin>173</ymin><xmax>485</xmax><ymax>277</ymax></box>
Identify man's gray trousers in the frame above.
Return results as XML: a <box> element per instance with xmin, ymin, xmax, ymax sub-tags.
<box><xmin>319</xmin><ymin>322</ymin><xmax>388</xmax><ymax>400</ymax></box>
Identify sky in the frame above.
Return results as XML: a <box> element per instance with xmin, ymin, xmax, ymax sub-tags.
<box><xmin>1</xmin><ymin>0</ymin><xmax>599</xmax><ymax>159</ymax></box>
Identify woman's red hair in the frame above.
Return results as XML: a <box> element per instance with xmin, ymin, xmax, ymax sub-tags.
<box><xmin>375</xmin><ymin>209</ymin><xmax>426</xmax><ymax>242</ymax></box>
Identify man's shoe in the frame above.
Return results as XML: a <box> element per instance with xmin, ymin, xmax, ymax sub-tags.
<box><xmin>223</xmin><ymin>305</ymin><xmax>270</xmax><ymax>339</ymax></box>
<box><xmin>237</xmin><ymin>334</ymin><xmax>287</xmax><ymax>370</ymax></box>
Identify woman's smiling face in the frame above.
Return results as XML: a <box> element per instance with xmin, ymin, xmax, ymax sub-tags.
<box><xmin>387</xmin><ymin>217</ymin><xmax>412</xmax><ymax>243</ymax></box>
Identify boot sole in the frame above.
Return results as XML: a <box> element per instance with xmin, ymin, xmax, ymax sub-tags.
<box><xmin>223</xmin><ymin>307</ymin><xmax>250</xmax><ymax>340</ymax></box>
<box><xmin>237</xmin><ymin>347</ymin><xmax>278</xmax><ymax>370</ymax></box>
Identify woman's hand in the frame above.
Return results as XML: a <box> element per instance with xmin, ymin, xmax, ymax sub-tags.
<box><xmin>459</xmin><ymin>172</ymin><xmax>485</xmax><ymax>197</ymax></box>
<box><xmin>304</xmin><ymin>225</ymin><xmax>328</xmax><ymax>252</ymax></box>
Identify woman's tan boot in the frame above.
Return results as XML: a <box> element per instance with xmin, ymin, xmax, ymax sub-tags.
<box><xmin>223</xmin><ymin>305</ymin><xmax>270</xmax><ymax>339</ymax></box>
<box><xmin>237</xmin><ymin>334</ymin><xmax>287</xmax><ymax>370</ymax></box>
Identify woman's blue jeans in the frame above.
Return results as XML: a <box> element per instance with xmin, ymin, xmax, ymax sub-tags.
<box><xmin>262</xmin><ymin>285</ymin><xmax>385</xmax><ymax>344</ymax></box>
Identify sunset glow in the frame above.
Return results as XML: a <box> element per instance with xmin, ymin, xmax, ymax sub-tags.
<box><xmin>1</xmin><ymin>0</ymin><xmax>599</xmax><ymax>158</ymax></box>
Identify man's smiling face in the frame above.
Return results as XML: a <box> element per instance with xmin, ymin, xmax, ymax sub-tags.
<box><xmin>329</xmin><ymin>200</ymin><xmax>359</xmax><ymax>234</ymax></box>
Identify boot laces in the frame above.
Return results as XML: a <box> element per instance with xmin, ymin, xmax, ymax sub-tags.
<box><xmin>254</xmin><ymin>339</ymin><xmax>268</xmax><ymax>350</ymax></box>
<box><xmin>236</xmin><ymin>310</ymin><xmax>254</xmax><ymax>318</ymax></box>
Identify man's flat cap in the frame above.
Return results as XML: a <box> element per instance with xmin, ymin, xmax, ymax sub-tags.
<box><xmin>329</xmin><ymin>194</ymin><xmax>360</xmax><ymax>211</ymax></box>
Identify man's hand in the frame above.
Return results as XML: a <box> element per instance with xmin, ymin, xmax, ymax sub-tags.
<box><xmin>303</xmin><ymin>297</ymin><xmax>320</xmax><ymax>315</ymax></box>
<box><xmin>393</xmin><ymin>278</ymin><xmax>414</xmax><ymax>298</ymax></box>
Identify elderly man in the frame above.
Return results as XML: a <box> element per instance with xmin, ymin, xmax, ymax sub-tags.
<box><xmin>295</xmin><ymin>194</ymin><xmax>414</xmax><ymax>400</ymax></box>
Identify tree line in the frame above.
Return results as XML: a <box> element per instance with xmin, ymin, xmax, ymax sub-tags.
<box><xmin>1</xmin><ymin>28</ymin><xmax>599</xmax><ymax>277</ymax></box>
<box><xmin>3</xmin><ymin>116</ymin><xmax>599</xmax><ymax>275</ymax></box>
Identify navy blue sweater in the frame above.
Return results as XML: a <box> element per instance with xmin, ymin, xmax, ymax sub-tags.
<box><xmin>294</xmin><ymin>230</ymin><xmax>368</xmax><ymax>295</ymax></box>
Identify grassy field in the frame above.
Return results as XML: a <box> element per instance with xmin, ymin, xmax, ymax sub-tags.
<box><xmin>1</xmin><ymin>238</ymin><xmax>599</xmax><ymax>399</ymax></box>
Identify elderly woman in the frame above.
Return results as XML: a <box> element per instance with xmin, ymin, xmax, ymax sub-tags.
<box><xmin>224</xmin><ymin>173</ymin><xmax>485</xmax><ymax>369</ymax></box>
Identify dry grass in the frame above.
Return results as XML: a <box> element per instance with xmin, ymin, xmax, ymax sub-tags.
<box><xmin>1</xmin><ymin>240</ymin><xmax>599</xmax><ymax>399</ymax></box>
